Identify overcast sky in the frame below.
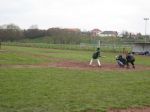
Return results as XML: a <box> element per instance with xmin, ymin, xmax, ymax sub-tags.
<box><xmin>0</xmin><ymin>0</ymin><xmax>150</xmax><ymax>34</ymax></box>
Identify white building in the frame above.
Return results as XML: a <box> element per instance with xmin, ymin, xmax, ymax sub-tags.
<box><xmin>99</xmin><ymin>31</ymin><xmax>118</xmax><ymax>37</ymax></box>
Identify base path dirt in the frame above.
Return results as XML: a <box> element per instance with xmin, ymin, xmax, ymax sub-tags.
<box><xmin>48</xmin><ymin>61</ymin><xmax>150</xmax><ymax>71</ymax></box>
<box><xmin>1</xmin><ymin>60</ymin><xmax>150</xmax><ymax>71</ymax></box>
<box><xmin>108</xmin><ymin>107</ymin><xmax>150</xmax><ymax>112</ymax></box>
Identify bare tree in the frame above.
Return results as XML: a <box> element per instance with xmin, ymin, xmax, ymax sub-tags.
<box><xmin>29</xmin><ymin>25</ymin><xmax>38</xmax><ymax>29</ymax></box>
<box><xmin>0</xmin><ymin>24</ymin><xmax>24</xmax><ymax>41</ymax></box>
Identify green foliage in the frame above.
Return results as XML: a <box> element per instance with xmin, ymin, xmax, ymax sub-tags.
<box><xmin>24</xmin><ymin>29</ymin><xmax>46</xmax><ymax>39</ymax></box>
<box><xmin>0</xmin><ymin>24</ymin><xmax>149</xmax><ymax>44</ymax></box>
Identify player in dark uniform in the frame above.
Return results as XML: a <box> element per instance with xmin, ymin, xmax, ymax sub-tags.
<box><xmin>116</xmin><ymin>55</ymin><xmax>127</xmax><ymax>68</ymax></box>
<box><xmin>89</xmin><ymin>48</ymin><xmax>101</xmax><ymax>67</ymax></box>
<box><xmin>126</xmin><ymin>53</ymin><xmax>135</xmax><ymax>69</ymax></box>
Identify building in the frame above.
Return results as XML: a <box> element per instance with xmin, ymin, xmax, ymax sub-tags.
<box><xmin>132</xmin><ymin>42</ymin><xmax>150</xmax><ymax>54</ymax></box>
<box><xmin>91</xmin><ymin>29</ymin><xmax>102</xmax><ymax>37</ymax></box>
<box><xmin>99</xmin><ymin>31</ymin><xmax>118</xmax><ymax>37</ymax></box>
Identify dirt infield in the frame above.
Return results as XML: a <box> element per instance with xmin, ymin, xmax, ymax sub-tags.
<box><xmin>78</xmin><ymin>107</ymin><xmax>150</xmax><ymax>112</ymax></box>
<box><xmin>76</xmin><ymin>107</ymin><xmax>150</xmax><ymax>112</ymax></box>
<box><xmin>108</xmin><ymin>107</ymin><xmax>150</xmax><ymax>112</ymax></box>
<box><xmin>48</xmin><ymin>61</ymin><xmax>150</xmax><ymax>71</ymax></box>
<box><xmin>1</xmin><ymin>60</ymin><xmax>150</xmax><ymax>71</ymax></box>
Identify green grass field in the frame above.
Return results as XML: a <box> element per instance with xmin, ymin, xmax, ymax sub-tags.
<box><xmin>0</xmin><ymin>45</ymin><xmax>150</xmax><ymax>112</ymax></box>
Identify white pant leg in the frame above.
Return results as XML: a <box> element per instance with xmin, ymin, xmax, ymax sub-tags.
<box><xmin>89</xmin><ymin>59</ymin><xmax>93</xmax><ymax>65</ymax></box>
<box><xmin>97</xmin><ymin>59</ymin><xmax>101</xmax><ymax>66</ymax></box>
<box><xmin>117</xmin><ymin>60</ymin><xmax>123</xmax><ymax>66</ymax></box>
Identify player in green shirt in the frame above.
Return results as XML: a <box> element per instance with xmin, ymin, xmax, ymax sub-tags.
<box><xmin>89</xmin><ymin>48</ymin><xmax>101</xmax><ymax>67</ymax></box>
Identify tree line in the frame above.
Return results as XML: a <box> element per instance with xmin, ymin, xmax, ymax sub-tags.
<box><xmin>0</xmin><ymin>24</ymin><xmax>146</xmax><ymax>44</ymax></box>
<box><xmin>0</xmin><ymin>24</ymin><xmax>93</xmax><ymax>44</ymax></box>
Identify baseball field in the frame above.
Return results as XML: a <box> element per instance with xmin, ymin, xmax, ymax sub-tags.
<box><xmin>0</xmin><ymin>45</ymin><xmax>150</xmax><ymax>112</ymax></box>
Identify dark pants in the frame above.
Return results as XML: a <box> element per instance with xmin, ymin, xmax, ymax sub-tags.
<box><xmin>127</xmin><ymin>60</ymin><xmax>135</xmax><ymax>68</ymax></box>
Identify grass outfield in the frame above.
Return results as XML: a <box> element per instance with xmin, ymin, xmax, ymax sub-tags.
<box><xmin>1</xmin><ymin>46</ymin><xmax>150</xmax><ymax>65</ymax></box>
<box><xmin>0</xmin><ymin>46</ymin><xmax>150</xmax><ymax>112</ymax></box>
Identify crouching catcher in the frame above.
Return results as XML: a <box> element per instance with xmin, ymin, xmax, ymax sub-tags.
<box><xmin>116</xmin><ymin>55</ymin><xmax>126</xmax><ymax>68</ymax></box>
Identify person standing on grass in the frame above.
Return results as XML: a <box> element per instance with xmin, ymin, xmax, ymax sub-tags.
<box><xmin>89</xmin><ymin>48</ymin><xmax>101</xmax><ymax>67</ymax></box>
<box><xmin>126</xmin><ymin>52</ymin><xmax>135</xmax><ymax>69</ymax></box>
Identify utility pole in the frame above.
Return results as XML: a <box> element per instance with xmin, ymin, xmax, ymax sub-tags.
<box><xmin>144</xmin><ymin>18</ymin><xmax>149</xmax><ymax>43</ymax></box>
<box><xmin>98</xmin><ymin>40</ymin><xmax>100</xmax><ymax>48</ymax></box>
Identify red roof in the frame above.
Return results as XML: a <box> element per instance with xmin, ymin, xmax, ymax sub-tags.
<box><xmin>91</xmin><ymin>28</ymin><xmax>102</xmax><ymax>32</ymax></box>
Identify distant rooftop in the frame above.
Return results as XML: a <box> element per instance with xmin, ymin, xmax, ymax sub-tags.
<box><xmin>101</xmin><ymin>31</ymin><xmax>118</xmax><ymax>35</ymax></box>
<box><xmin>91</xmin><ymin>28</ymin><xmax>102</xmax><ymax>32</ymax></box>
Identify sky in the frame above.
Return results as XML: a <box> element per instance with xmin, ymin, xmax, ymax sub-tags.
<box><xmin>0</xmin><ymin>0</ymin><xmax>150</xmax><ymax>34</ymax></box>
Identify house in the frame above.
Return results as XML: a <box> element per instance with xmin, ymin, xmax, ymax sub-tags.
<box><xmin>91</xmin><ymin>29</ymin><xmax>102</xmax><ymax>37</ymax></box>
<box><xmin>99</xmin><ymin>31</ymin><xmax>118</xmax><ymax>37</ymax></box>
<box><xmin>132</xmin><ymin>42</ymin><xmax>150</xmax><ymax>55</ymax></box>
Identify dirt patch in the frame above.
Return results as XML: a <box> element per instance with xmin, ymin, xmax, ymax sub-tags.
<box><xmin>108</xmin><ymin>107</ymin><xmax>150</xmax><ymax>112</ymax></box>
<box><xmin>1</xmin><ymin>60</ymin><xmax>150</xmax><ymax>71</ymax></box>
<box><xmin>47</xmin><ymin>60</ymin><xmax>150</xmax><ymax>71</ymax></box>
